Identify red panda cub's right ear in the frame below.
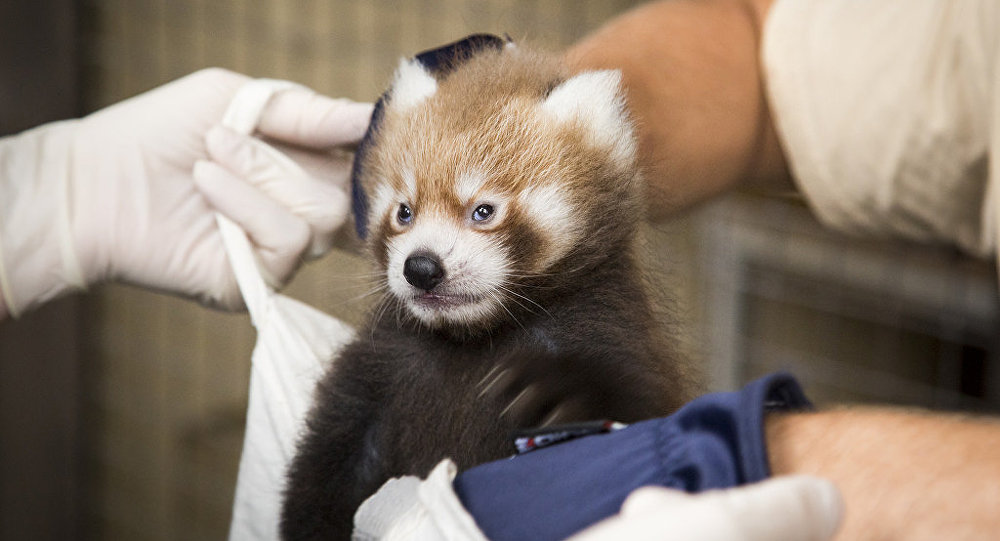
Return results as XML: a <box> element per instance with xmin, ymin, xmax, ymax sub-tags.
<box><xmin>387</xmin><ymin>59</ymin><xmax>439</xmax><ymax>112</ymax></box>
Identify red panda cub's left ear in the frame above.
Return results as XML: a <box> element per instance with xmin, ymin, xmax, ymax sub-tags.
<box><xmin>539</xmin><ymin>70</ymin><xmax>636</xmax><ymax>169</ymax></box>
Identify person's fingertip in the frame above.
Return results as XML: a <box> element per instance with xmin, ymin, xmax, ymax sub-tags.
<box><xmin>803</xmin><ymin>478</ymin><xmax>843</xmax><ymax>540</ymax></box>
<box><xmin>192</xmin><ymin>159</ymin><xmax>217</xmax><ymax>183</ymax></box>
<box><xmin>620</xmin><ymin>487</ymin><xmax>689</xmax><ymax>516</ymax></box>
<box><xmin>205</xmin><ymin>124</ymin><xmax>242</xmax><ymax>156</ymax></box>
<box><xmin>307</xmin><ymin>188</ymin><xmax>350</xmax><ymax>233</ymax></box>
<box><xmin>319</xmin><ymin>100</ymin><xmax>375</xmax><ymax>143</ymax></box>
<box><xmin>332</xmin><ymin>100</ymin><xmax>376</xmax><ymax>139</ymax></box>
<box><xmin>192</xmin><ymin>159</ymin><xmax>228</xmax><ymax>192</ymax></box>
<box><xmin>255</xmin><ymin>217</ymin><xmax>310</xmax><ymax>289</ymax></box>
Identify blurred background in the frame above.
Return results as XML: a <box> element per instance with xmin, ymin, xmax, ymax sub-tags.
<box><xmin>1</xmin><ymin>1</ymin><xmax>998</xmax><ymax>540</ymax></box>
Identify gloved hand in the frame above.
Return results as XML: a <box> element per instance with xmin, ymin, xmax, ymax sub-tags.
<box><xmin>0</xmin><ymin>68</ymin><xmax>373</xmax><ymax>317</ymax></box>
<box><xmin>567</xmin><ymin>476</ymin><xmax>843</xmax><ymax>541</ymax></box>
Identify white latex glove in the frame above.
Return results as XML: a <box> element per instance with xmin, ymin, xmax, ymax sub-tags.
<box><xmin>0</xmin><ymin>68</ymin><xmax>373</xmax><ymax>317</ymax></box>
<box><xmin>567</xmin><ymin>477</ymin><xmax>843</xmax><ymax>541</ymax></box>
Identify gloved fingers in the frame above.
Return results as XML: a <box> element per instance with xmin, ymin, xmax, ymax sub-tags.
<box><xmin>619</xmin><ymin>486</ymin><xmax>692</xmax><ymax>516</ymax></box>
<box><xmin>564</xmin><ymin>496</ymin><xmax>692</xmax><ymax>541</ymax></box>
<box><xmin>193</xmin><ymin>160</ymin><xmax>310</xmax><ymax>289</ymax></box>
<box><xmin>710</xmin><ymin>476</ymin><xmax>843</xmax><ymax>541</ymax></box>
<box><xmin>618</xmin><ymin>478</ymin><xmax>841</xmax><ymax>541</ymax></box>
<box><xmin>257</xmin><ymin>87</ymin><xmax>374</xmax><ymax>148</ymax></box>
<box><xmin>178</xmin><ymin>67</ymin><xmax>251</xmax><ymax>104</ymax></box>
<box><xmin>206</xmin><ymin>125</ymin><xmax>350</xmax><ymax>256</ymax></box>
<box><xmin>570</xmin><ymin>478</ymin><xmax>842</xmax><ymax>541</ymax></box>
<box><xmin>270</xmin><ymin>140</ymin><xmax>354</xmax><ymax>186</ymax></box>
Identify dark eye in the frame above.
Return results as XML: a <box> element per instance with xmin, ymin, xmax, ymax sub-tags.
<box><xmin>397</xmin><ymin>203</ymin><xmax>413</xmax><ymax>224</ymax></box>
<box><xmin>472</xmin><ymin>204</ymin><xmax>494</xmax><ymax>222</ymax></box>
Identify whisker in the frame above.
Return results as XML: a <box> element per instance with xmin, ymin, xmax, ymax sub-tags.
<box><xmin>502</xmin><ymin>271</ymin><xmax>558</xmax><ymax>279</ymax></box>
<box><xmin>497</xmin><ymin>283</ymin><xmax>552</xmax><ymax>319</ymax></box>
<box><xmin>488</xmin><ymin>288</ymin><xmax>527</xmax><ymax>332</ymax></box>
<box><xmin>495</xmin><ymin>288</ymin><xmax>536</xmax><ymax>316</ymax></box>
<box><xmin>347</xmin><ymin>281</ymin><xmax>390</xmax><ymax>304</ymax></box>
<box><xmin>369</xmin><ymin>294</ymin><xmax>395</xmax><ymax>348</ymax></box>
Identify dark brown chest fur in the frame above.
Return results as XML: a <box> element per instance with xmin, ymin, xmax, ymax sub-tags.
<box><xmin>280</xmin><ymin>250</ymin><xmax>692</xmax><ymax>540</ymax></box>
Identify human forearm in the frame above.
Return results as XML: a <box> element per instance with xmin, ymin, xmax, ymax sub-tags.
<box><xmin>565</xmin><ymin>0</ymin><xmax>791</xmax><ymax>218</ymax></box>
<box><xmin>767</xmin><ymin>408</ymin><xmax>1000</xmax><ymax>540</ymax></box>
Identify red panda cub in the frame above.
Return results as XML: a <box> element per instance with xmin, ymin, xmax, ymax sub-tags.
<box><xmin>281</xmin><ymin>35</ymin><xmax>695</xmax><ymax>540</ymax></box>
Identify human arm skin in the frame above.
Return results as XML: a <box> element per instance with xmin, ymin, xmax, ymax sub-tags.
<box><xmin>565</xmin><ymin>0</ymin><xmax>793</xmax><ymax>219</ymax></box>
<box><xmin>767</xmin><ymin>408</ymin><xmax>1000</xmax><ymax>541</ymax></box>
<box><xmin>569</xmin><ymin>4</ymin><xmax>1000</xmax><ymax>538</ymax></box>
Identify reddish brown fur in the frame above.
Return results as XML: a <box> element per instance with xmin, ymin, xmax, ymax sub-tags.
<box><xmin>363</xmin><ymin>47</ymin><xmax>643</xmax><ymax>282</ymax></box>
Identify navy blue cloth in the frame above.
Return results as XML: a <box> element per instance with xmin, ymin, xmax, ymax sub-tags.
<box><xmin>453</xmin><ymin>373</ymin><xmax>811</xmax><ymax>541</ymax></box>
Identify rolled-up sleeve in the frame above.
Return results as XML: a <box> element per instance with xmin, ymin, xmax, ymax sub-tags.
<box><xmin>762</xmin><ymin>0</ymin><xmax>1000</xmax><ymax>262</ymax></box>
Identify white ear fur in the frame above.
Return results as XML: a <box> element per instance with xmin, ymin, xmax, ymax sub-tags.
<box><xmin>389</xmin><ymin>58</ymin><xmax>438</xmax><ymax>110</ymax></box>
<box><xmin>540</xmin><ymin>70</ymin><xmax>635</xmax><ymax>165</ymax></box>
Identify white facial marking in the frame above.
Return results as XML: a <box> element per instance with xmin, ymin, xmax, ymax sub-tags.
<box><xmin>390</xmin><ymin>58</ymin><xmax>438</xmax><ymax>111</ymax></box>
<box><xmin>385</xmin><ymin>215</ymin><xmax>510</xmax><ymax>327</ymax></box>
<box><xmin>540</xmin><ymin>70</ymin><xmax>636</xmax><ymax>166</ymax></box>
<box><xmin>455</xmin><ymin>169</ymin><xmax>489</xmax><ymax>204</ymax></box>
<box><xmin>369</xmin><ymin>168</ymin><xmax>418</xmax><ymax>233</ymax></box>
<box><xmin>517</xmin><ymin>183</ymin><xmax>580</xmax><ymax>269</ymax></box>
<box><xmin>370</xmin><ymin>182</ymin><xmax>397</xmax><ymax>230</ymax></box>
<box><xmin>401</xmin><ymin>168</ymin><xmax>418</xmax><ymax>200</ymax></box>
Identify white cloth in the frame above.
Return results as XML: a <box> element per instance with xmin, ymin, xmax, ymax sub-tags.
<box><xmin>354</xmin><ymin>460</ymin><xmax>491</xmax><ymax>541</ymax></box>
<box><xmin>221</xmin><ymin>80</ymin><xmax>356</xmax><ymax>541</ymax></box>
<box><xmin>762</xmin><ymin>0</ymin><xmax>1000</xmax><ymax>266</ymax></box>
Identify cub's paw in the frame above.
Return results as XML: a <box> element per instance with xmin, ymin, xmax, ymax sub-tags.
<box><xmin>476</xmin><ymin>346</ymin><xmax>612</xmax><ymax>429</ymax></box>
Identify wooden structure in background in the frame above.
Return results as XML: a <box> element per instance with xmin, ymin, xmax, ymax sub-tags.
<box><xmin>0</xmin><ymin>1</ymin><xmax>83</xmax><ymax>539</ymax></box>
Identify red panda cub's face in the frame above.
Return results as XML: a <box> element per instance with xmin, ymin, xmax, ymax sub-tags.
<box><xmin>360</xmin><ymin>47</ymin><xmax>640</xmax><ymax>331</ymax></box>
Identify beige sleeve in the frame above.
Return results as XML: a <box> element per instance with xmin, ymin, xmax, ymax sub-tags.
<box><xmin>761</xmin><ymin>0</ymin><xmax>1000</xmax><ymax>260</ymax></box>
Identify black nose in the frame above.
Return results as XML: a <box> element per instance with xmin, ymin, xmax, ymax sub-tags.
<box><xmin>403</xmin><ymin>254</ymin><xmax>445</xmax><ymax>292</ymax></box>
